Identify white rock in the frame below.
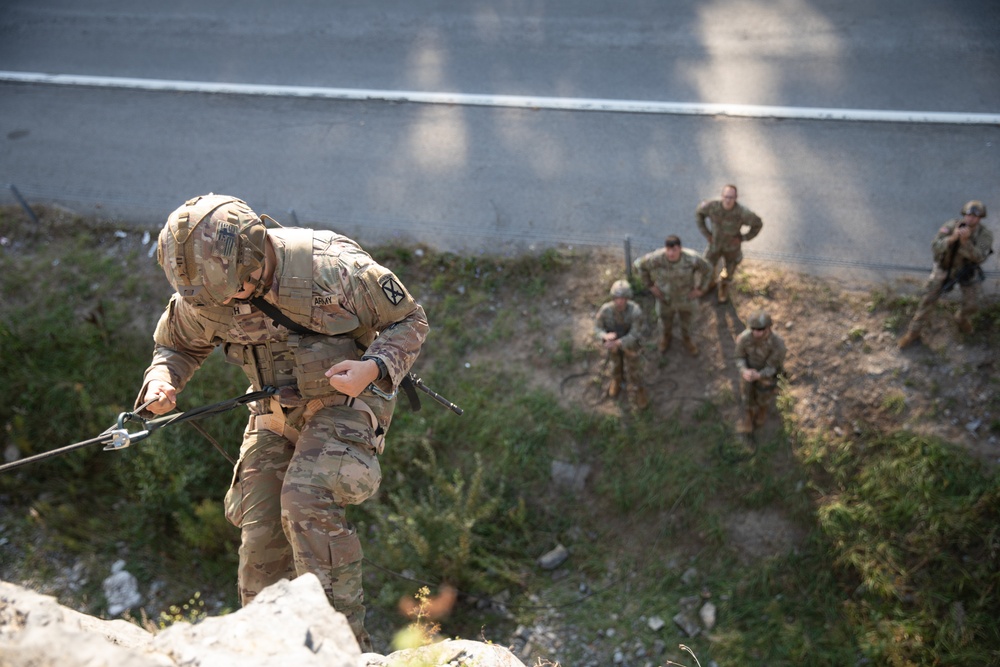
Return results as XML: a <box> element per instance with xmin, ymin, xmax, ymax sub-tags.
<box><xmin>537</xmin><ymin>544</ymin><xmax>569</xmax><ymax>570</ymax></box>
<box><xmin>700</xmin><ymin>602</ymin><xmax>717</xmax><ymax>630</ymax></box>
<box><xmin>102</xmin><ymin>560</ymin><xmax>142</xmax><ymax>616</ymax></box>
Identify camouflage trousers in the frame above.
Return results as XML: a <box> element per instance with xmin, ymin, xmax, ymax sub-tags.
<box><xmin>608</xmin><ymin>348</ymin><xmax>644</xmax><ymax>389</ymax></box>
<box><xmin>224</xmin><ymin>404</ymin><xmax>382</xmax><ymax>650</ymax></box>
<box><xmin>741</xmin><ymin>376</ymin><xmax>778</xmax><ymax>410</ymax></box>
<box><xmin>655</xmin><ymin>299</ymin><xmax>696</xmax><ymax>339</ymax></box>
<box><xmin>906</xmin><ymin>266</ymin><xmax>982</xmax><ymax>333</ymax></box>
<box><xmin>704</xmin><ymin>246</ymin><xmax>743</xmax><ymax>284</ymax></box>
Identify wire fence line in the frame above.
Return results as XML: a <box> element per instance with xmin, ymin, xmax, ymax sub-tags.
<box><xmin>4</xmin><ymin>183</ymin><xmax>999</xmax><ymax>283</ymax></box>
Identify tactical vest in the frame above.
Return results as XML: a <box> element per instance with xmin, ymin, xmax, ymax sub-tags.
<box><xmin>189</xmin><ymin>229</ymin><xmax>366</xmax><ymax>402</ymax></box>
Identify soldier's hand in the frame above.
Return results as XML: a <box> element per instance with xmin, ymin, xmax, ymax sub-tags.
<box><xmin>651</xmin><ymin>286</ymin><xmax>664</xmax><ymax>300</ymax></box>
<box><xmin>741</xmin><ymin>369</ymin><xmax>760</xmax><ymax>382</ymax></box>
<box><xmin>143</xmin><ymin>380</ymin><xmax>177</xmax><ymax>415</ymax></box>
<box><xmin>690</xmin><ymin>288</ymin><xmax>704</xmax><ymax>298</ymax></box>
<box><xmin>326</xmin><ymin>359</ymin><xmax>380</xmax><ymax>397</ymax></box>
<box><xmin>956</xmin><ymin>224</ymin><xmax>971</xmax><ymax>242</ymax></box>
<box><xmin>602</xmin><ymin>331</ymin><xmax>618</xmax><ymax>343</ymax></box>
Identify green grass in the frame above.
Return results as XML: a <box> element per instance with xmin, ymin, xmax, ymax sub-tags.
<box><xmin>2</xmin><ymin>206</ymin><xmax>999</xmax><ymax>665</ymax></box>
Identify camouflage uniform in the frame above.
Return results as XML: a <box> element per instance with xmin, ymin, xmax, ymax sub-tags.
<box><xmin>594</xmin><ymin>298</ymin><xmax>646</xmax><ymax>404</ymax></box>
<box><xmin>904</xmin><ymin>217</ymin><xmax>994</xmax><ymax>336</ymax></box>
<box><xmin>696</xmin><ymin>199</ymin><xmax>763</xmax><ymax>290</ymax></box>
<box><xmin>633</xmin><ymin>247</ymin><xmax>711</xmax><ymax>348</ymax></box>
<box><xmin>734</xmin><ymin>327</ymin><xmax>786</xmax><ymax>428</ymax></box>
<box><xmin>138</xmin><ymin>225</ymin><xmax>428</xmax><ymax>650</ymax></box>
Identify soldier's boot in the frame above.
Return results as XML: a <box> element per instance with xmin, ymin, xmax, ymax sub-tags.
<box><xmin>717</xmin><ymin>280</ymin><xmax>730</xmax><ymax>304</ymax></box>
<box><xmin>608</xmin><ymin>377</ymin><xmax>622</xmax><ymax>398</ymax></box>
<box><xmin>955</xmin><ymin>312</ymin><xmax>974</xmax><ymax>334</ymax></box>
<box><xmin>752</xmin><ymin>404</ymin><xmax>769</xmax><ymax>427</ymax></box>
<box><xmin>897</xmin><ymin>329</ymin><xmax>921</xmax><ymax>349</ymax></box>
<box><xmin>682</xmin><ymin>336</ymin><xmax>699</xmax><ymax>357</ymax></box>
<box><xmin>632</xmin><ymin>386</ymin><xmax>650</xmax><ymax>411</ymax></box>
<box><xmin>658</xmin><ymin>332</ymin><xmax>672</xmax><ymax>354</ymax></box>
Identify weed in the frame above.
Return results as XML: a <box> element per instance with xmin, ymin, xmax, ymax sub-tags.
<box><xmin>879</xmin><ymin>392</ymin><xmax>907</xmax><ymax>416</ymax></box>
<box><xmin>158</xmin><ymin>592</ymin><xmax>207</xmax><ymax>628</ymax></box>
<box><xmin>552</xmin><ymin>334</ymin><xmax>577</xmax><ymax>367</ymax></box>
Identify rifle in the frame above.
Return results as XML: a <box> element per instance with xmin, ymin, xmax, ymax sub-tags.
<box><xmin>940</xmin><ymin>263</ymin><xmax>982</xmax><ymax>295</ymax></box>
<box><xmin>360</xmin><ymin>369</ymin><xmax>463</xmax><ymax>415</ymax></box>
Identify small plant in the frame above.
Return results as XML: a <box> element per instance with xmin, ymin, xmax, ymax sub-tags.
<box><xmin>880</xmin><ymin>392</ymin><xmax>907</xmax><ymax>416</ymax></box>
<box><xmin>391</xmin><ymin>585</ymin><xmax>449</xmax><ymax>651</ymax></box>
<box><xmin>158</xmin><ymin>592</ymin><xmax>207</xmax><ymax>628</ymax></box>
<box><xmin>552</xmin><ymin>334</ymin><xmax>577</xmax><ymax>367</ymax></box>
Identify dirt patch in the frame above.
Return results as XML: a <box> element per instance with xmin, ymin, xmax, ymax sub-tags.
<box><xmin>461</xmin><ymin>250</ymin><xmax>998</xmax><ymax>472</ymax></box>
<box><xmin>725</xmin><ymin>509</ymin><xmax>809</xmax><ymax>563</ymax></box>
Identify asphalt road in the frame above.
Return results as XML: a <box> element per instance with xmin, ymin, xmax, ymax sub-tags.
<box><xmin>1</xmin><ymin>1</ymin><xmax>999</xmax><ymax>283</ymax></box>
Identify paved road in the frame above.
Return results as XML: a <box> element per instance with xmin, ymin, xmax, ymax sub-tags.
<box><xmin>1</xmin><ymin>1</ymin><xmax>999</xmax><ymax>283</ymax></box>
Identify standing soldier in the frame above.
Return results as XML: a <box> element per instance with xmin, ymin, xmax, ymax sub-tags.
<box><xmin>696</xmin><ymin>184</ymin><xmax>763</xmax><ymax>304</ymax></box>
<box><xmin>899</xmin><ymin>200</ymin><xmax>994</xmax><ymax>348</ymax></box>
<box><xmin>594</xmin><ymin>279</ymin><xmax>649</xmax><ymax>409</ymax></box>
<box><xmin>734</xmin><ymin>310</ymin><xmax>786</xmax><ymax>434</ymax></box>
<box><xmin>136</xmin><ymin>194</ymin><xmax>429</xmax><ymax>651</ymax></box>
<box><xmin>634</xmin><ymin>235</ymin><xmax>711</xmax><ymax>357</ymax></box>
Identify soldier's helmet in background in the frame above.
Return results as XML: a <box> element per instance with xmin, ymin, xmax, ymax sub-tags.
<box><xmin>962</xmin><ymin>200</ymin><xmax>987</xmax><ymax>218</ymax></box>
<box><xmin>610</xmin><ymin>279</ymin><xmax>633</xmax><ymax>299</ymax></box>
<box><xmin>157</xmin><ymin>194</ymin><xmax>267</xmax><ymax>306</ymax></box>
<box><xmin>747</xmin><ymin>310</ymin><xmax>773</xmax><ymax>330</ymax></box>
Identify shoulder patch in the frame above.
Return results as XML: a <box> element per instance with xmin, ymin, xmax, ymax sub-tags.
<box><xmin>379</xmin><ymin>274</ymin><xmax>406</xmax><ymax>305</ymax></box>
<box><xmin>939</xmin><ymin>225</ymin><xmax>951</xmax><ymax>235</ymax></box>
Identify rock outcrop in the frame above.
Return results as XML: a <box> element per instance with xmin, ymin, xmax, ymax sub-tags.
<box><xmin>0</xmin><ymin>574</ymin><xmax>525</xmax><ymax>667</ymax></box>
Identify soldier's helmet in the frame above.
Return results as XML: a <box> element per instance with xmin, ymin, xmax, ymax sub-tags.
<box><xmin>747</xmin><ymin>310</ymin><xmax>773</xmax><ymax>330</ymax></box>
<box><xmin>157</xmin><ymin>194</ymin><xmax>267</xmax><ymax>306</ymax></box>
<box><xmin>962</xmin><ymin>200</ymin><xmax>987</xmax><ymax>218</ymax></box>
<box><xmin>610</xmin><ymin>279</ymin><xmax>632</xmax><ymax>299</ymax></box>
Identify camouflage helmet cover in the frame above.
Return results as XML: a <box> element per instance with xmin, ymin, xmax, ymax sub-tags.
<box><xmin>962</xmin><ymin>200</ymin><xmax>987</xmax><ymax>218</ymax></box>
<box><xmin>747</xmin><ymin>310</ymin><xmax>773</xmax><ymax>330</ymax></box>
<box><xmin>157</xmin><ymin>194</ymin><xmax>267</xmax><ymax>306</ymax></box>
<box><xmin>610</xmin><ymin>279</ymin><xmax>632</xmax><ymax>298</ymax></box>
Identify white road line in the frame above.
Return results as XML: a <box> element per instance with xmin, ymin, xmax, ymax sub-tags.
<box><xmin>3</xmin><ymin>70</ymin><xmax>999</xmax><ymax>126</ymax></box>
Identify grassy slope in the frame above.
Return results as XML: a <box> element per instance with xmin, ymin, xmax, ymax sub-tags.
<box><xmin>0</xmin><ymin>207</ymin><xmax>997</xmax><ymax>666</ymax></box>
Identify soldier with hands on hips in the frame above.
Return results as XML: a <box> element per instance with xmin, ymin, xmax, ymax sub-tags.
<box><xmin>899</xmin><ymin>200</ymin><xmax>993</xmax><ymax>349</ymax></box>
<box><xmin>634</xmin><ymin>235</ymin><xmax>711</xmax><ymax>357</ymax></box>
<box><xmin>594</xmin><ymin>279</ymin><xmax>649</xmax><ymax>410</ymax></box>
<box><xmin>696</xmin><ymin>184</ymin><xmax>763</xmax><ymax>304</ymax></box>
<box><xmin>734</xmin><ymin>310</ymin><xmax>786</xmax><ymax>435</ymax></box>
<box><xmin>137</xmin><ymin>194</ymin><xmax>428</xmax><ymax>651</ymax></box>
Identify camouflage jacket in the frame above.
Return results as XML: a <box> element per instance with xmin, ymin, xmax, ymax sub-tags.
<box><xmin>695</xmin><ymin>200</ymin><xmax>763</xmax><ymax>253</ymax></box>
<box><xmin>140</xmin><ymin>227</ymin><xmax>428</xmax><ymax>429</ymax></box>
<box><xmin>594</xmin><ymin>300</ymin><xmax>645</xmax><ymax>352</ymax></box>
<box><xmin>930</xmin><ymin>219</ymin><xmax>993</xmax><ymax>272</ymax></box>
<box><xmin>633</xmin><ymin>248</ymin><xmax>711</xmax><ymax>302</ymax></box>
<box><xmin>734</xmin><ymin>329</ymin><xmax>786</xmax><ymax>379</ymax></box>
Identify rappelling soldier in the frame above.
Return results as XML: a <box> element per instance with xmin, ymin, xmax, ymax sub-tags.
<box><xmin>136</xmin><ymin>194</ymin><xmax>428</xmax><ymax>651</ymax></box>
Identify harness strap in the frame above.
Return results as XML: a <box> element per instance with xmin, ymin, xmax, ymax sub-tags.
<box><xmin>249</xmin><ymin>395</ymin><xmax>384</xmax><ymax>453</ymax></box>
